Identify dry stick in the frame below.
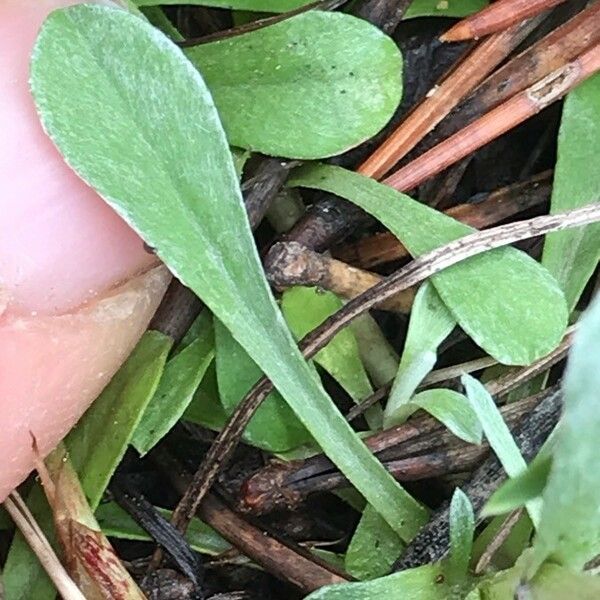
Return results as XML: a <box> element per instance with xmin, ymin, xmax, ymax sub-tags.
<box><xmin>351</xmin><ymin>0</ymin><xmax>412</xmax><ymax>34</ymax></box>
<box><xmin>335</xmin><ymin>172</ymin><xmax>552</xmax><ymax>268</ymax></box>
<box><xmin>395</xmin><ymin>386</ymin><xmax>562</xmax><ymax>570</ymax></box>
<box><xmin>265</xmin><ymin>241</ymin><xmax>415</xmax><ymax>313</ymax></box>
<box><xmin>3</xmin><ymin>493</ymin><xmax>86</xmax><ymax>600</ymax></box>
<box><xmin>177</xmin><ymin>0</ymin><xmax>349</xmax><ymax>46</ymax></box>
<box><xmin>359</xmin><ymin>18</ymin><xmax>543</xmax><ymax>179</ymax></box>
<box><xmin>441</xmin><ymin>0</ymin><xmax>567</xmax><ymax>42</ymax></box>
<box><xmin>475</xmin><ymin>508</ymin><xmax>525</xmax><ymax>575</ymax></box>
<box><xmin>169</xmin><ymin>203</ymin><xmax>600</xmax><ymax>535</ymax></box>
<box><xmin>417</xmin><ymin>1</ymin><xmax>600</xmax><ymax>153</ymax></box>
<box><xmin>241</xmin><ymin>394</ymin><xmax>542</xmax><ymax>515</ymax></box>
<box><xmin>385</xmin><ymin>43</ymin><xmax>600</xmax><ymax>192</ymax></box>
<box><xmin>153</xmin><ymin>450</ymin><xmax>349</xmax><ymax>593</ymax></box>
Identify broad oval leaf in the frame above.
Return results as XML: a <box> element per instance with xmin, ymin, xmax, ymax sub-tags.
<box><xmin>32</xmin><ymin>4</ymin><xmax>425</xmax><ymax>539</ymax></box>
<box><xmin>289</xmin><ymin>164</ymin><xmax>568</xmax><ymax>365</ymax></box>
<box><xmin>185</xmin><ymin>11</ymin><xmax>403</xmax><ymax>158</ymax></box>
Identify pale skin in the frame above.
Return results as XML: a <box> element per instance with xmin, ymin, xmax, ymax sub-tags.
<box><xmin>0</xmin><ymin>0</ymin><xmax>171</xmax><ymax>500</ymax></box>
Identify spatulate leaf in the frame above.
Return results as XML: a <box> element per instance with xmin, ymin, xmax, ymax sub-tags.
<box><xmin>289</xmin><ymin>164</ymin><xmax>568</xmax><ymax>365</ymax></box>
<box><xmin>31</xmin><ymin>3</ymin><xmax>425</xmax><ymax>538</ymax></box>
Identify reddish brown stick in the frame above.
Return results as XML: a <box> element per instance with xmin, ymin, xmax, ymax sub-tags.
<box><xmin>441</xmin><ymin>0</ymin><xmax>567</xmax><ymax>42</ymax></box>
<box><xmin>358</xmin><ymin>20</ymin><xmax>541</xmax><ymax>179</ymax></box>
<box><xmin>384</xmin><ymin>43</ymin><xmax>600</xmax><ymax>192</ymax></box>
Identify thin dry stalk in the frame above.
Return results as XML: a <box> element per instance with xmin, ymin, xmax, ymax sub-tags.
<box><xmin>385</xmin><ymin>43</ymin><xmax>600</xmax><ymax>192</ymax></box>
<box><xmin>441</xmin><ymin>0</ymin><xmax>567</xmax><ymax>42</ymax></box>
<box><xmin>3</xmin><ymin>493</ymin><xmax>85</xmax><ymax>600</ymax></box>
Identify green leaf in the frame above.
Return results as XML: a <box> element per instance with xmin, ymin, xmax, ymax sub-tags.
<box><xmin>305</xmin><ymin>563</ymin><xmax>454</xmax><ymax>600</ymax></box>
<box><xmin>411</xmin><ymin>389</ymin><xmax>482</xmax><ymax>444</ymax></box>
<box><xmin>95</xmin><ymin>502</ymin><xmax>231</xmax><ymax>556</ymax></box>
<box><xmin>68</xmin><ymin>331</ymin><xmax>172</xmax><ymax>508</ymax></box>
<box><xmin>2</xmin><ymin>331</ymin><xmax>172</xmax><ymax>600</ymax></box>
<box><xmin>462</xmin><ymin>375</ymin><xmax>542</xmax><ymax>527</ymax></box>
<box><xmin>447</xmin><ymin>488</ymin><xmax>475</xmax><ymax>584</ymax></box>
<box><xmin>482</xmin><ymin>453</ymin><xmax>552</xmax><ymax>518</ymax></box>
<box><xmin>32</xmin><ymin>4</ymin><xmax>425</xmax><ymax>539</ymax></box>
<box><xmin>405</xmin><ymin>0</ymin><xmax>488</xmax><ymax>19</ymax></box>
<box><xmin>186</xmin><ymin>11</ymin><xmax>403</xmax><ymax>158</ymax></box>
<box><xmin>214</xmin><ymin>319</ymin><xmax>310</xmax><ymax>452</ymax></box>
<box><xmin>476</xmin><ymin>558</ymin><xmax>600</xmax><ymax>599</ymax></box>
<box><xmin>532</xmin><ymin>294</ymin><xmax>600</xmax><ymax>571</ymax></box>
<box><xmin>281</xmin><ymin>287</ymin><xmax>380</xmax><ymax>428</ymax></box>
<box><xmin>542</xmin><ymin>74</ymin><xmax>600</xmax><ymax>311</ymax></box>
<box><xmin>134</xmin><ymin>0</ymin><xmax>309</xmax><ymax>11</ymax></box>
<box><xmin>183</xmin><ymin>362</ymin><xmax>230</xmax><ymax>430</ymax></box>
<box><xmin>289</xmin><ymin>164</ymin><xmax>568</xmax><ymax>365</ymax></box>
<box><xmin>345</xmin><ymin>506</ymin><xmax>403</xmax><ymax>581</ymax></box>
<box><xmin>385</xmin><ymin>282</ymin><xmax>456</xmax><ymax>426</ymax></box>
<box><xmin>133</xmin><ymin>314</ymin><xmax>214</xmax><ymax>455</ymax></box>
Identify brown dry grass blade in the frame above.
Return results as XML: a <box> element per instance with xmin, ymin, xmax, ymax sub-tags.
<box><xmin>36</xmin><ymin>444</ymin><xmax>146</xmax><ymax>600</ymax></box>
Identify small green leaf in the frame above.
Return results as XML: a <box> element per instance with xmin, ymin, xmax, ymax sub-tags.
<box><xmin>186</xmin><ymin>11</ymin><xmax>403</xmax><ymax>158</ymax></box>
<box><xmin>483</xmin><ymin>453</ymin><xmax>552</xmax><ymax>518</ymax></box>
<box><xmin>405</xmin><ymin>0</ymin><xmax>488</xmax><ymax>19</ymax></box>
<box><xmin>289</xmin><ymin>164</ymin><xmax>568</xmax><ymax>366</ymax></box>
<box><xmin>95</xmin><ymin>502</ymin><xmax>231</xmax><ymax>556</ymax></box>
<box><xmin>133</xmin><ymin>314</ymin><xmax>214</xmax><ymax>455</ymax></box>
<box><xmin>68</xmin><ymin>331</ymin><xmax>173</xmax><ymax>508</ymax></box>
<box><xmin>183</xmin><ymin>362</ymin><xmax>230</xmax><ymax>430</ymax></box>
<box><xmin>411</xmin><ymin>389</ymin><xmax>482</xmax><ymax>444</ymax></box>
<box><xmin>447</xmin><ymin>488</ymin><xmax>475</xmax><ymax>584</ymax></box>
<box><xmin>282</xmin><ymin>287</ymin><xmax>380</xmax><ymax>429</ymax></box>
<box><xmin>462</xmin><ymin>375</ymin><xmax>542</xmax><ymax>527</ymax></box>
<box><xmin>305</xmin><ymin>563</ymin><xmax>453</xmax><ymax>600</ymax></box>
<box><xmin>214</xmin><ymin>319</ymin><xmax>310</xmax><ymax>452</ymax></box>
<box><xmin>31</xmin><ymin>4</ymin><xmax>425</xmax><ymax>538</ymax></box>
<box><xmin>2</xmin><ymin>331</ymin><xmax>172</xmax><ymax>600</ymax></box>
<box><xmin>532</xmin><ymin>294</ymin><xmax>600</xmax><ymax>571</ymax></box>
<box><xmin>542</xmin><ymin>74</ymin><xmax>600</xmax><ymax>311</ymax></box>
<box><xmin>385</xmin><ymin>282</ymin><xmax>456</xmax><ymax>426</ymax></box>
<box><xmin>345</xmin><ymin>505</ymin><xmax>403</xmax><ymax>581</ymax></box>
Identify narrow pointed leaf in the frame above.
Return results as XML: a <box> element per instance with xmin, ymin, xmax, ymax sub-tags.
<box><xmin>289</xmin><ymin>164</ymin><xmax>568</xmax><ymax>365</ymax></box>
<box><xmin>542</xmin><ymin>74</ymin><xmax>600</xmax><ymax>311</ymax></box>
<box><xmin>31</xmin><ymin>4</ymin><xmax>425</xmax><ymax>538</ymax></box>
<box><xmin>385</xmin><ymin>281</ymin><xmax>456</xmax><ymax>426</ymax></box>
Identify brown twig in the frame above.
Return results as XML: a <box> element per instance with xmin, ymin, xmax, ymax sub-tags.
<box><xmin>265</xmin><ymin>241</ymin><xmax>415</xmax><ymax>313</ymax></box>
<box><xmin>170</xmin><ymin>203</ymin><xmax>600</xmax><ymax>535</ymax></box>
<box><xmin>385</xmin><ymin>43</ymin><xmax>600</xmax><ymax>192</ymax></box>
<box><xmin>335</xmin><ymin>171</ymin><xmax>552</xmax><ymax>268</ymax></box>
<box><xmin>419</xmin><ymin>2</ymin><xmax>600</xmax><ymax>153</ymax></box>
<box><xmin>350</xmin><ymin>0</ymin><xmax>412</xmax><ymax>33</ymax></box>
<box><xmin>153</xmin><ymin>450</ymin><xmax>349</xmax><ymax>593</ymax></box>
<box><xmin>441</xmin><ymin>0</ymin><xmax>567</xmax><ymax>42</ymax></box>
<box><xmin>474</xmin><ymin>508</ymin><xmax>525</xmax><ymax>574</ymax></box>
<box><xmin>359</xmin><ymin>18</ymin><xmax>543</xmax><ymax>179</ymax></box>
<box><xmin>394</xmin><ymin>386</ymin><xmax>562</xmax><ymax>570</ymax></box>
<box><xmin>240</xmin><ymin>393</ymin><xmax>542</xmax><ymax>514</ymax></box>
